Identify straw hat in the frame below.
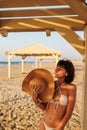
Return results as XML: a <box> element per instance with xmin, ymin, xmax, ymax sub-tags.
<box><xmin>22</xmin><ymin>68</ymin><xmax>54</xmax><ymax>102</ymax></box>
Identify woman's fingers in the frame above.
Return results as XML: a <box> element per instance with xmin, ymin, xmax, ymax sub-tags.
<box><xmin>31</xmin><ymin>84</ymin><xmax>40</xmax><ymax>93</ymax></box>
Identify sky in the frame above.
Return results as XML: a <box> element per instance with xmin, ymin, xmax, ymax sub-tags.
<box><xmin>0</xmin><ymin>31</ymin><xmax>84</xmax><ymax>62</ymax></box>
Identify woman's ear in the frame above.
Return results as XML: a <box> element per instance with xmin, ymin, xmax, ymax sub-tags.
<box><xmin>65</xmin><ymin>72</ymin><xmax>68</xmax><ymax>76</ymax></box>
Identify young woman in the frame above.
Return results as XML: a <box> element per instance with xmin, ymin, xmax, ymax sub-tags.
<box><xmin>27</xmin><ymin>59</ymin><xmax>77</xmax><ymax>130</ymax></box>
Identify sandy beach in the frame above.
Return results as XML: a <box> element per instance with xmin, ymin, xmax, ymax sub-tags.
<box><xmin>0</xmin><ymin>61</ymin><xmax>84</xmax><ymax>130</ymax></box>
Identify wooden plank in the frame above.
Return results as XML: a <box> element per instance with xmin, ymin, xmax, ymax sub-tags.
<box><xmin>82</xmin><ymin>25</ymin><xmax>87</xmax><ymax>130</ymax></box>
<box><xmin>0</xmin><ymin>16</ymin><xmax>85</xmax><ymax>31</ymax></box>
<box><xmin>0</xmin><ymin>8</ymin><xmax>76</xmax><ymax>18</ymax></box>
<box><xmin>55</xmin><ymin>26</ymin><xmax>85</xmax><ymax>55</ymax></box>
<box><xmin>0</xmin><ymin>0</ymin><xmax>65</xmax><ymax>8</ymax></box>
<box><xmin>64</xmin><ymin>0</ymin><xmax>87</xmax><ymax>22</ymax></box>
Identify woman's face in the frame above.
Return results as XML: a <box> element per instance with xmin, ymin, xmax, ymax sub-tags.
<box><xmin>55</xmin><ymin>66</ymin><xmax>67</xmax><ymax>79</ymax></box>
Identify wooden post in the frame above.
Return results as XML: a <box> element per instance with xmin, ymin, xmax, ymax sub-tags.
<box><xmin>22</xmin><ymin>56</ymin><xmax>26</xmax><ymax>73</ymax></box>
<box><xmin>35</xmin><ymin>58</ymin><xmax>38</xmax><ymax>68</ymax></box>
<box><xmin>39</xmin><ymin>59</ymin><xmax>42</xmax><ymax>68</ymax></box>
<box><xmin>8</xmin><ymin>55</ymin><xmax>13</xmax><ymax>78</ymax></box>
<box><xmin>82</xmin><ymin>25</ymin><xmax>87</xmax><ymax>130</ymax></box>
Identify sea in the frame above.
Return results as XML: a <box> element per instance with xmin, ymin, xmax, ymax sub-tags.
<box><xmin>0</xmin><ymin>61</ymin><xmax>34</xmax><ymax>66</ymax></box>
<box><xmin>0</xmin><ymin>59</ymin><xmax>55</xmax><ymax>66</ymax></box>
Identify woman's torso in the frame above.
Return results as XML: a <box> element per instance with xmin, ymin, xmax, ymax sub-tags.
<box><xmin>43</xmin><ymin>82</ymin><xmax>69</xmax><ymax>127</ymax></box>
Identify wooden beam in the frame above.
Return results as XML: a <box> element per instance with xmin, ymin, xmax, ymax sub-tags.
<box><xmin>64</xmin><ymin>0</ymin><xmax>87</xmax><ymax>22</ymax></box>
<box><xmin>0</xmin><ymin>8</ymin><xmax>76</xmax><ymax>18</ymax></box>
<box><xmin>55</xmin><ymin>26</ymin><xmax>85</xmax><ymax>55</ymax></box>
<box><xmin>82</xmin><ymin>25</ymin><xmax>87</xmax><ymax>130</ymax></box>
<box><xmin>0</xmin><ymin>0</ymin><xmax>65</xmax><ymax>8</ymax></box>
<box><xmin>0</xmin><ymin>16</ymin><xmax>85</xmax><ymax>31</ymax></box>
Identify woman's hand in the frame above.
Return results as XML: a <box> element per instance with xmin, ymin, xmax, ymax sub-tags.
<box><xmin>30</xmin><ymin>85</ymin><xmax>40</xmax><ymax>104</ymax></box>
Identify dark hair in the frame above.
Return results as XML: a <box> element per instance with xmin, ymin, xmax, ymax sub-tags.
<box><xmin>57</xmin><ymin>59</ymin><xmax>75</xmax><ymax>83</ymax></box>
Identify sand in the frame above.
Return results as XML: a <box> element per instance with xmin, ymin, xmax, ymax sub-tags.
<box><xmin>0</xmin><ymin>61</ymin><xmax>84</xmax><ymax>130</ymax></box>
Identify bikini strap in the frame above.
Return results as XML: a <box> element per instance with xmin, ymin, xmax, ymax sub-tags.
<box><xmin>58</xmin><ymin>87</ymin><xmax>62</xmax><ymax>95</ymax></box>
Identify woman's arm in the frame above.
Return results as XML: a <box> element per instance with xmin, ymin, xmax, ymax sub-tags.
<box><xmin>31</xmin><ymin>85</ymin><xmax>47</xmax><ymax>111</ymax></box>
<box><xmin>56</xmin><ymin>84</ymin><xmax>77</xmax><ymax>130</ymax></box>
<box><xmin>32</xmin><ymin>96</ymin><xmax>47</xmax><ymax>110</ymax></box>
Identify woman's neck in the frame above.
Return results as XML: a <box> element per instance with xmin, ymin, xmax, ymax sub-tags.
<box><xmin>54</xmin><ymin>79</ymin><xmax>65</xmax><ymax>94</ymax></box>
<box><xmin>58</xmin><ymin>78</ymin><xmax>65</xmax><ymax>86</ymax></box>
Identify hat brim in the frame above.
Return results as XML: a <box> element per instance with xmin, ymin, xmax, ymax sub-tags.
<box><xmin>22</xmin><ymin>68</ymin><xmax>54</xmax><ymax>102</ymax></box>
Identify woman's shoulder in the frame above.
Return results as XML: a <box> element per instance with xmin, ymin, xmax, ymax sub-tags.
<box><xmin>70</xmin><ymin>83</ymin><xmax>76</xmax><ymax>88</ymax></box>
<box><xmin>67</xmin><ymin>83</ymin><xmax>77</xmax><ymax>93</ymax></box>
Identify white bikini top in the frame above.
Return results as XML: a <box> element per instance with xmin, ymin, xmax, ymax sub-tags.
<box><xmin>46</xmin><ymin>87</ymin><xmax>68</xmax><ymax>112</ymax></box>
<box><xmin>58</xmin><ymin>88</ymin><xmax>68</xmax><ymax>105</ymax></box>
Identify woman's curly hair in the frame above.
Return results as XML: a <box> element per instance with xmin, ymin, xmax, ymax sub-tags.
<box><xmin>57</xmin><ymin>59</ymin><xmax>75</xmax><ymax>83</ymax></box>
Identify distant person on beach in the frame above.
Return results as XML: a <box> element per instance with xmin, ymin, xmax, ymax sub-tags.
<box><xmin>22</xmin><ymin>59</ymin><xmax>76</xmax><ymax>130</ymax></box>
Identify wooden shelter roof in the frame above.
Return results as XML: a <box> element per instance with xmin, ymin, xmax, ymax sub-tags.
<box><xmin>0</xmin><ymin>0</ymin><xmax>86</xmax><ymax>31</ymax></box>
<box><xmin>5</xmin><ymin>43</ymin><xmax>60</xmax><ymax>57</ymax></box>
<box><xmin>0</xmin><ymin>0</ymin><xmax>87</xmax><ymax>55</ymax></box>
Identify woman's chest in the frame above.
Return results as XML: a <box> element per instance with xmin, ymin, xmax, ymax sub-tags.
<box><xmin>53</xmin><ymin>88</ymin><xmax>69</xmax><ymax>101</ymax></box>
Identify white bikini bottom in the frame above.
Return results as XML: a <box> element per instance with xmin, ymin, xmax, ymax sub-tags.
<box><xmin>43</xmin><ymin>120</ymin><xmax>55</xmax><ymax>130</ymax></box>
